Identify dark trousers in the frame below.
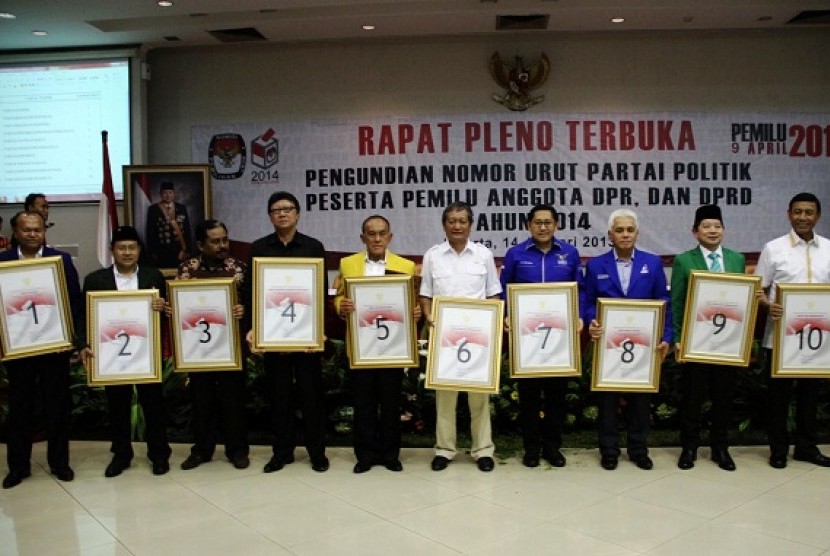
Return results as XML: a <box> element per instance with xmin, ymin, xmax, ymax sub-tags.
<box><xmin>105</xmin><ymin>383</ymin><xmax>171</xmax><ymax>464</ymax></box>
<box><xmin>764</xmin><ymin>349</ymin><xmax>820</xmax><ymax>457</ymax></box>
<box><xmin>598</xmin><ymin>392</ymin><xmax>650</xmax><ymax>458</ymax></box>
<box><xmin>518</xmin><ymin>377</ymin><xmax>567</xmax><ymax>457</ymax></box>
<box><xmin>5</xmin><ymin>353</ymin><xmax>71</xmax><ymax>473</ymax></box>
<box><xmin>352</xmin><ymin>368</ymin><xmax>403</xmax><ymax>464</ymax></box>
<box><xmin>264</xmin><ymin>353</ymin><xmax>326</xmax><ymax>462</ymax></box>
<box><xmin>188</xmin><ymin>371</ymin><xmax>249</xmax><ymax>460</ymax></box>
<box><xmin>679</xmin><ymin>363</ymin><xmax>736</xmax><ymax>450</ymax></box>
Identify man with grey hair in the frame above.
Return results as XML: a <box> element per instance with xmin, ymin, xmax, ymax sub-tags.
<box><xmin>584</xmin><ymin>209</ymin><xmax>671</xmax><ymax>471</ymax></box>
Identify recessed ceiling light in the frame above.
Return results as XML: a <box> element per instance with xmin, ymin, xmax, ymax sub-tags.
<box><xmin>32</xmin><ymin>30</ymin><xmax>48</xmax><ymax>36</ymax></box>
<box><xmin>362</xmin><ymin>24</ymin><xmax>375</xmax><ymax>31</ymax></box>
<box><xmin>610</xmin><ymin>17</ymin><xmax>625</xmax><ymax>24</ymax></box>
<box><xmin>158</xmin><ymin>1</ymin><xmax>173</xmax><ymax>7</ymax></box>
<box><xmin>0</xmin><ymin>12</ymin><xmax>16</xmax><ymax>19</ymax></box>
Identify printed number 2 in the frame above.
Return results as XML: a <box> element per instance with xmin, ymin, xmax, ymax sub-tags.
<box><xmin>117</xmin><ymin>332</ymin><xmax>132</xmax><ymax>356</ymax></box>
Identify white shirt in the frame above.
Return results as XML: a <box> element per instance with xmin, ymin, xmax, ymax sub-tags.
<box><xmin>364</xmin><ymin>253</ymin><xmax>386</xmax><ymax>277</ymax></box>
<box><xmin>113</xmin><ymin>265</ymin><xmax>139</xmax><ymax>292</ymax></box>
<box><xmin>755</xmin><ymin>230</ymin><xmax>830</xmax><ymax>348</ymax></box>
<box><xmin>699</xmin><ymin>245</ymin><xmax>724</xmax><ymax>272</ymax></box>
<box><xmin>419</xmin><ymin>240</ymin><xmax>502</xmax><ymax>300</ymax></box>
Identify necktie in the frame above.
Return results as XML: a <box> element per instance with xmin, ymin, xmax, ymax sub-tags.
<box><xmin>708</xmin><ymin>252</ymin><xmax>722</xmax><ymax>272</ymax></box>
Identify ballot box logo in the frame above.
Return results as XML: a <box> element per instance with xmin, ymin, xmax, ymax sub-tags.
<box><xmin>251</xmin><ymin>128</ymin><xmax>279</xmax><ymax>170</ymax></box>
<box><xmin>208</xmin><ymin>133</ymin><xmax>247</xmax><ymax>180</ymax></box>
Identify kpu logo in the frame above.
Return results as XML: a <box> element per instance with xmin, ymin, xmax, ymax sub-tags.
<box><xmin>208</xmin><ymin>133</ymin><xmax>246</xmax><ymax>180</ymax></box>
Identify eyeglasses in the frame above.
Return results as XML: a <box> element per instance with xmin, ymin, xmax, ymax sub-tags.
<box><xmin>269</xmin><ymin>206</ymin><xmax>297</xmax><ymax>215</ymax></box>
<box><xmin>530</xmin><ymin>220</ymin><xmax>556</xmax><ymax>228</ymax></box>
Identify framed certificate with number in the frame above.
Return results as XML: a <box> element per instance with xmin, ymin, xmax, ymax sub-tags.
<box><xmin>253</xmin><ymin>257</ymin><xmax>325</xmax><ymax>352</ymax></box>
<box><xmin>85</xmin><ymin>290</ymin><xmax>162</xmax><ymax>385</ymax></box>
<box><xmin>507</xmin><ymin>282</ymin><xmax>581</xmax><ymax>378</ymax></box>
<box><xmin>0</xmin><ymin>256</ymin><xmax>75</xmax><ymax>361</ymax></box>
<box><xmin>168</xmin><ymin>278</ymin><xmax>242</xmax><ymax>372</ymax></box>
<box><xmin>772</xmin><ymin>283</ymin><xmax>830</xmax><ymax>378</ymax></box>
<box><xmin>591</xmin><ymin>298</ymin><xmax>665</xmax><ymax>393</ymax></box>
<box><xmin>677</xmin><ymin>271</ymin><xmax>760</xmax><ymax>367</ymax></box>
<box><xmin>425</xmin><ymin>296</ymin><xmax>504</xmax><ymax>394</ymax></box>
<box><xmin>344</xmin><ymin>275</ymin><xmax>418</xmax><ymax>369</ymax></box>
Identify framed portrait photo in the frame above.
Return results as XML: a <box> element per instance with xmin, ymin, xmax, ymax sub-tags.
<box><xmin>771</xmin><ymin>283</ymin><xmax>830</xmax><ymax>378</ymax></box>
<box><xmin>425</xmin><ymin>296</ymin><xmax>504</xmax><ymax>394</ymax></box>
<box><xmin>677</xmin><ymin>271</ymin><xmax>761</xmax><ymax>367</ymax></box>
<box><xmin>344</xmin><ymin>275</ymin><xmax>418</xmax><ymax>369</ymax></box>
<box><xmin>85</xmin><ymin>290</ymin><xmax>162</xmax><ymax>385</ymax></box>
<box><xmin>122</xmin><ymin>164</ymin><xmax>211</xmax><ymax>275</ymax></box>
<box><xmin>253</xmin><ymin>257</ymin><xmax>325</xmax><ymax>352</ymax></box>
<box><xmin>507</xmin><ymin>282</ymin><xmax>581</xmax><ymax>378</ymax></box>
<box><xmin>168</xmin><ymin>278</ymin><xmax>242</xmax><ymax>372</ymax></box>
<box><xmin>591</xmin><ymin>298</ymin><xmax>665</xmax><ymax>393</ymax></box>
<box><xmin>0</xmin><ymin>257</ymin><xmax>75</xmax><ymax>361</ymax></box>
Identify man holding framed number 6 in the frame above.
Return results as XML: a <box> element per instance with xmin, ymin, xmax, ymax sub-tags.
<box><xmin>756</xmin><ymin>192</ymin><xmax>830</xmax><ymax>470</ymax></box>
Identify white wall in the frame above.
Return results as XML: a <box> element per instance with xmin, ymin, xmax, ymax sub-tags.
<box><xmin>7</xmin><ymin>28</ymin><xmax>827</xmax><ymax>278</ymax></box>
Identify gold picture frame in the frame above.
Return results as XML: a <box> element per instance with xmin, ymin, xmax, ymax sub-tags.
<box><xmin>85</xmin><ymin>290</ymin><xmax>162</xmax><ymax>385</ymax></box>
<box><xmin>122</xmin><ymin>164</ymin><xmax>212</xmax><ymax>275</ymax></box>
<box><xmin>677</xmin><ymin>271</ymin><xmax>760</xmax><ymax>367</ymax></box>
<box><xmin>507</xmin><ymin>282</ymin><xmax>581</xmax><ymax>378</ymax></box>
<box><xmin>425</xmin><ymin>296</ymin><xmax>504</xmax><ymax>394</ymax></box>
<box><xmin>344</xmin><ymin>275</ymin><xmax>419</xmax><ymax>369</ymax></box>
<box><xmin>168</xmin><ymin>278</ymin><xmax>243</xmax><ymax>372</ymax></box>
<box><xmin>771</xmin><ymin>283</ymin><xmax>830</xmax><ymax>378</ymax></box>
<box><xmin>591</xmin><ymin>298</ymin><xmax>665</xmax><ymax>393</ymax></box>
<box><xmin>252</xmin><ymin>257</ymin><xmax>325</xmax><ymax>352</ymax></box>
<box><xmin>0</xmin><ymin>256</ymin><xmax>75</xmax><ymax>361</ymax></box>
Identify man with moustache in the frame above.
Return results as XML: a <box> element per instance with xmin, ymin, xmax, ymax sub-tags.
<box><xmin>584</xmin><ymin>209</ymin><xmax>671</xmax><ymax>471</ymax></box>
<box><xmin>756</xmin><ymin>193</ymin><xmax>830</xmax><ymax>469</ymax></box>
<box><xmin>177</xmin><ymin>219</ymin><xmax>250</xmax><ymax>471</ymax></box>
<box><xmin>672</xmin><ymin>205</ymin><xmax>744</xmax><ymax>472</ymax></box>
<box><xmin>1</xmin><ymin>211</ymin><xmax>81</xmax><ymax>489</ymax></box>
<box><xmin>243</xmin><ymin>191</ymin><xmax>329</xmax><ymax>473</ymax></box>
<box><xmin>420</xmin><ymin>202</ymin><xmax>502</xmax><ymax>472</ymax></box>
<box><xmin>500</xmin><ymin>203</ymin><xmax>584</xmax><ymax>469</ymax></box>
<box><xmin>334</xmin><ymin>215</ymin><xmax>420</xmax><ymax>473</ymax></box>
<box><xmin>81</xmin><ymin>226</ymin><xmax>172</xmax><ymax>477</ymax></box>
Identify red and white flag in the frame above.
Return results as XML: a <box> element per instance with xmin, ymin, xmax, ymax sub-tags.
<box><xmin>96</xmin><ymin>130</ymin><xmax>119</xmax><ymax>267</ymax></box>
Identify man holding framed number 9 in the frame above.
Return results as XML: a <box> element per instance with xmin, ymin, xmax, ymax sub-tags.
<box><xmin>671</xmin><ymin>205</ymin><xmax>744</xmax><ymax>472</ymax></box>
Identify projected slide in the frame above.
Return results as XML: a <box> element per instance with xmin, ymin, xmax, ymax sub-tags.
<box><xmin>0</xmin><ymin>59</ymin><xmax>131</xmax><ymax>202</ymax></box>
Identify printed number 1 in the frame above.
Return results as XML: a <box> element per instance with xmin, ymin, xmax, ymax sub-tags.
<box><xmin>24</xmin><ymin>300</ymin><xmax>38</xmax><ymax>324</ymax></box>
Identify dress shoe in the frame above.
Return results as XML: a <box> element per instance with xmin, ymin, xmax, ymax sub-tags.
<box><xmin>230</xmin><ymin>455</ymin><xmax>250</xmax><ymax>470</ymax></box>
<box><xmin>632</xmin><ymin>455</ymin><xmax>653</xmax><ymax>470</ymax></box>
<box><xmin>543</xmin><ymin>450</ymin><xmax>566</xmax><ymax>467</ymax></box>
<box><xmin>477</xmin><ymin>456</ymin><xmax>495</xmax><ymax>472</ymax></box>
<box><xmin>311</xmin><ymin>457</ymin><xmax>330</xmax><ymax>473</ymax></box>
<box><xmin>105</xmin><ymin>459</ymin><xmax>131</xmax><ymax>478</ymax></box>
<box><xmin>711</xmin><ymin>449</ymin><xmax>736</xmax><ymax>471</ymax></box>
<box><xmin>677</xmin><ymin>448</ymin><xmax>697</xmax><ymax>470</ymax></box>
<box><xmin>180</xmin><ymin>454</ymin><xmax>207</xmax><ymax>470</ymax></box>
<box><xmin>769</xmin><ymin>454</ymin><xmax>787</xmax><ymax>469</ymax></box>
<box><xmin>793</xmin><ymin>451</ymin><xmax>830</xmax><ymax>467</ymax></box>
<box><xmin>2</xmin><ymin>470</ymin><xmax>31</xmax><ymax>489</ymax></box>
<box><xmin>522</xmin><ymin>454</ymin><xmax>540</xmax><ymax>468</ymax></box>
<box><xmin>263</xmin><ymin>454</ymin><xmax>294</xmax><ymax>473</ymax></box>
<box><xmin>353</xmin><ymin>461</ymin><xmax>373</xmax><ymax>474</ymax></box>
<box><xmin>431</xmin><ymin>455</ymin><xmax>450</xmax><ymax>471</ymax></box>
<box><xmin>50</xmin><ymin>466</ymin><xmax>75</xmax><ymax>482</ymax></box>
<box><xmin>152</xmin><ymin>461</ymin><xmax>170</xmax><ymax>476</ymax></box>
<box><xmin>383</xmin><ymin>459</ymin><xmax>403</xmax><ymax>472</ymax></box>
<box><xmin>600</xmin><ymin>456</ymin><xmax>618</xmax><ymax>470</ymax></box>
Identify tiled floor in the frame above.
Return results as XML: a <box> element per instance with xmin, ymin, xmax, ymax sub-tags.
<box><xmin>2</xmin><ymin>441</ymin><xmax>830</xmax><ymax>555</ymax></box>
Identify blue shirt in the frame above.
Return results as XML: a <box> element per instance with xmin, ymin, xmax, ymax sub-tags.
<box><xmin>500</xmin><ymin>237</ymin><xmax>585</xmax><ymax>310</ymax></box>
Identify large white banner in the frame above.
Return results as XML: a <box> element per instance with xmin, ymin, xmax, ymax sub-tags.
<box><xmin>192</xmin><ymin>113</ymin><xmax>830</xmax><ymax>258</ymax></box>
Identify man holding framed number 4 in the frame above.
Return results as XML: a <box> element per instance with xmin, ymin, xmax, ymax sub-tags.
<box><xmin>671</xmin><ymin>205</ymin><xmax>744</xmax><ymax>472</ymax></box>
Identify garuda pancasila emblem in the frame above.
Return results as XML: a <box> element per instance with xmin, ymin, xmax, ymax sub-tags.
<box><xmin>489</xmin><ymin>52</ymin><xmax>550</xmax><ymax>111</ymax></box>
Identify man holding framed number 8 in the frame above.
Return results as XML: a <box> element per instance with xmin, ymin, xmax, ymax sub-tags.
<box><xmin>756</xmin><ymin>192</ymin><xmax>830</xmax><ymax>470</ymax></box>
<box><xmin>671</xmin><ymin>205</ymin><xmax>744</xmax><ymax>472</ymax></box>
